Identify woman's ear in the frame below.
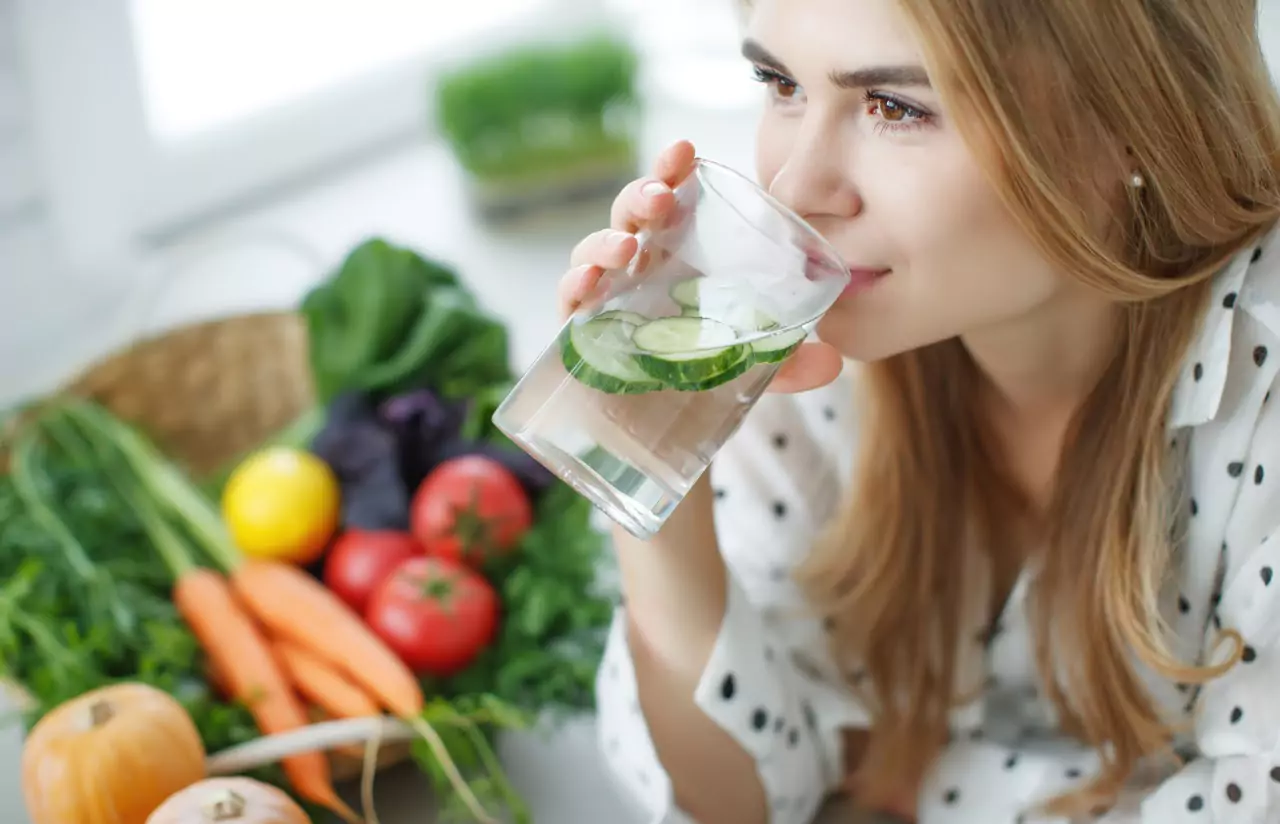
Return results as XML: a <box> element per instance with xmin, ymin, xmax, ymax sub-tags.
<box><xmin>1122</xmin><ymin>146</ymin><xmax>1146</xmax><ymax>190</ymax></box>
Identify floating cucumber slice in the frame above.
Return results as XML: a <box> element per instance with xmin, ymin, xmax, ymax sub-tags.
<box><xmin>750</xmin><ymin>327</ymin><xmax>808</xmax><ymax>363</ymax></box>
<box><xmin>561</xmin><ymin>317</ymin><xmax>662</xmax><ymax>394</ymax></box>
<box><xmin>595</xmin><ymin>309</ymin><xmax>651</xmax><ymax>326</ymax></box>
<box><xmin>668</xmin><ymin>278</ymin><xmax>780</xmax><ymax>334</ymax></box>
<box><xmin>632</xmin><ymin>316</ymin><xmax>751</xmax><ymax>390</ymax></box>
<box><xmin>669</xmin><ymin>278</ymin><xmax>702</xmax><ymax>311</ymax></box>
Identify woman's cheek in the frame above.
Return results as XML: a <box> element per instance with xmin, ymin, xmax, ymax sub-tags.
<box><xmin>755</xmin><ymin>114</ymin><xmax>793</xmax><ymax>192</ymax></box>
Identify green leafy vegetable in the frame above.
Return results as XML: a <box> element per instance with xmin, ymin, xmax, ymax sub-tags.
<box><xmin>302</xmin><ymin>239</ymin><xmax>513</xmax><ymax>403</ymax></box>
<box><xmin>0</xmin><ymin>422</ymin><xmax>297</xmax><ymax>800</ymax></box>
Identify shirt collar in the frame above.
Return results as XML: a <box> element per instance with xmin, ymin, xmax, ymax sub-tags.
<box><xmin>1169</xmin><ymin>231</ymin><xmax>1280</xmax><ymax>429</ymax></box>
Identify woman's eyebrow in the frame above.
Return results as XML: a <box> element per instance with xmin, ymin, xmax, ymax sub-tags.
<box><xmin>741</xmin><ymin>38</ymin><xmax>932</xmax><ymax>89</ymax></box>
<box><xmin>742</xmin><ymin>38</ymin><xmax>793</xmax><ymax>75</ymax></box>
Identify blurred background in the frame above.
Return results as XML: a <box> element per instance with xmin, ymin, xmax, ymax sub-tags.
<box><xmin>0</xmin><ymin>0</ymin><xmax>766</xmax><ymax>410</ymax></box>
<box><xmin>3</xmin><ymin>2</ymin><xmax>1280</xmax><ymax>823</ymax></box>
<box><xmin>5</xmin><ymin>0</ymin><xmax>1280</xmax><ymax>406</ymax></box>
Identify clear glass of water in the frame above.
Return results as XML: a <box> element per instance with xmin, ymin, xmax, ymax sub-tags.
<box><xmin>492</xmin><ymin>158</ymin><xmax>850</xmax><ymax>539</ymax></box>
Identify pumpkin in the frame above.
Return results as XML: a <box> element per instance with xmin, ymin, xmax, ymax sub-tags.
<box><xmin>22</xmin><ymin>682</ymin><xmax>206</xmax><ymax>824</ymax></box>
<box><xmin>147</xmin><ymin>778</ymin><xmax>312</xmax><ymax>824</ymax></box>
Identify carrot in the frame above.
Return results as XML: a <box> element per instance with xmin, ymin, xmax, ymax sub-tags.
<box><xmin>232</xmin><ymin>560</ymin><xmax>424</xmax><ymax>717</ymax></box>
<box><xmin>276</xmin><ymin>639</ymin><xmax>380</xmax><ymax>761</ymax></box>
<box><xmin>232</xmin><ymin>561</ymin><xmax>496</xmax><ymax>822</ymax></box>
<box><xmin>171</xmin><ymin>568</ymin><xmax>363</xmax><ymax>824</ymax></box>
<box><xmin>128</xmin><ymin>491</ymin><xmax>364</xmax><ymax>824</ymax></box>
<box><xmin>276</xmin><ymin>639</ymin><xmax>382</xmax><ymax>720</ymax></box>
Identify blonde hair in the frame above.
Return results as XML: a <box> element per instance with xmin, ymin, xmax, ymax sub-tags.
<box><xmin>789</xmin><ymin>0</ymin><xmax>1280</xmax><ymax>816</ymax></box>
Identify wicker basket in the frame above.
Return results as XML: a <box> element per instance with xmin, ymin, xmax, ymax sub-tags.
<box><xmin>64</xmin><ymin>312</ymin><xmax>314</xmax><ymax>476</ymax></box>
<box><xmin>19</xmin><ymin>310</ymin><xmax>410</xmax><ymax>781</ymax></box>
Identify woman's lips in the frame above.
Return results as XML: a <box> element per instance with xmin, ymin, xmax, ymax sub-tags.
<box><xmin>841</xmin><ymin>267</ymin><xmax>891</xmax><ymax>297</ymax></box>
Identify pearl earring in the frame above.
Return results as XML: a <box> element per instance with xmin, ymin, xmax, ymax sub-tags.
<box><xmin>1129</xmin><ymin>171</ymin><xmax>1146</xmax><ymax>189</ymax></box>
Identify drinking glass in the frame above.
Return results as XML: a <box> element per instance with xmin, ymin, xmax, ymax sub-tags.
<box><xmin>492</xmin><ymin>158</ymin><xmax>849</xmax><ymax>539</ymax></box>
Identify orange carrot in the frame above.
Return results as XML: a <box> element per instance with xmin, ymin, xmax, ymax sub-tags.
<box><xmin>231</xmin><ymin>561</ymin><xmax>424</xmax><ymax>717</ymax></box>
<box><xmin>173</xmin><ymin>568</ymin><xmax>362</xmax><ymax>824</ymax></box>
<box><xmin>232</xmin><ymin>561</ymin><xmax>500</xmax><ymax>822</ymax></box>
<box><xmin>276</xmin><ymin>639</ymin><xmax>381</xmax><ymax>762</ymax></box>
<box><xmin>276</xmin><ymin>639</ymin><xmax>382</xmax><ymax>720</ymax></box>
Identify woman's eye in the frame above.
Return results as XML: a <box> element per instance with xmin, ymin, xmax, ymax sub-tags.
<box><xmin>864</xmin><ymin>92</ymin><xmax>932</xmax><ymax>131</ymax></box>
<box><xmin>872</xmin><ymin>98</ymin><xmax>907</xmax><ymax>121</ymax></box>
<box><xmin>752</xmin><ymin>66</ymin><xmax>801</xmax><ymax>100</ymax></box>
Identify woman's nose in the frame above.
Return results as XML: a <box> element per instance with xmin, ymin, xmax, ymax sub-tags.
<box><xmin>768</xmin><ymin>139</ymin><xmax>862</xmax><ymax>222</ymax></box>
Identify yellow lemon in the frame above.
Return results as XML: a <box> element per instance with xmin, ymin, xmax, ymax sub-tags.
<box><xmin>221</xmin><ymin>447</ymin><xmax>341</xmax><ymax>564</ymax></box>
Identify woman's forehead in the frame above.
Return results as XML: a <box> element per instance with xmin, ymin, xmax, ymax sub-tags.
<box><xmin>743</xmin><ymin>0</ymin><xmax>929</xmax><ymax>73</ymax></box>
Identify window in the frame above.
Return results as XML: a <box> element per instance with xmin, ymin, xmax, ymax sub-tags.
<box><xmin>129</xmin><ymin>0</ymin><xmax>543</xmax><ymax>142</ymax></box>
<box><xmin>16</xmin><ymin>0</ymin><xmax>591</xmax><ymax>269</ymax></box>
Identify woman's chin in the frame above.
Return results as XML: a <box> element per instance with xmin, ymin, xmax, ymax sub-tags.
<box><xmin>816</xmin><ymin>322</ymin><xmax>914</xmax><ymax>364</ymax></box>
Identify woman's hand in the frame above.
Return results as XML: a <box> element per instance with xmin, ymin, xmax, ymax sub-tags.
<box><xmin>556</xmin><ymin>139</ymin><xmax>845</xmax><ymax>395</ymax></box>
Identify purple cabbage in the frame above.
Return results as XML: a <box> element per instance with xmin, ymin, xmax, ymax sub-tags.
<box><xmin>310</xmin><ymin>388</ymin><xmax>556</xmax><ymax>534</ymax></box>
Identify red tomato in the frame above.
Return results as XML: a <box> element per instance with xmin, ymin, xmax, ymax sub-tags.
<box><xmin>364</xmin><ymin>556</ymin><xmax>500</xmax><ymax>676</ymax></box>
<box><xmin>322</xmin><ymin>530</ymin><xmax>421</xmax><ymax>615</ymax></box>
<box><xmin>410</xmin><ymin>455</ymin><xmax>533</xmax><ymax>566</ymax></box>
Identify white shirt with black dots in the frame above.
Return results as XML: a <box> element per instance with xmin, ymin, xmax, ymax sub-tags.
<box><xmin>594</xmin><ymin>227</ymin><xmax>1280</xmax><ymax>824</ymax></box>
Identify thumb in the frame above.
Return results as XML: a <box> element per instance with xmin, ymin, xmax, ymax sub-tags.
<box><xmin>766</xmin><ymin>341</ymin><xmax>845</xmax><ymax>394</ymax></box>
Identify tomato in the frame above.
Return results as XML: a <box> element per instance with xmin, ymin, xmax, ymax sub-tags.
<box><xmin>364</xmin><ymin>556</ymin><xmax>500</xmax><ymax>676</ymax></box>
<box><xmin>221</xmin><ymin>447</ymin><xmax>341</xmax><ymax>565</ymax></box>
<box><xmin>410</xmin><ymin>455</ymin><xmax>533</xmax><ymax>566</ymax></box>
<box><xmin>322</xmin><ymin>530</ymin><xmax>421</xmax><ymax>614</ymax></box>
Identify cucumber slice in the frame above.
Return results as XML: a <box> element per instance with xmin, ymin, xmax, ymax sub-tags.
<box><xmin>668</xmin><ymin>354</ymin><xmax>753</xmax><ymax>391</ymax></box>
<box><xmin>632</xmin><ymin>317</ymin><xmax>751</xmax><ymax>390</ymax></box>
<box><xmin>669</xmin><ymin>278</ymin><xmax>779</xmax><ymax>334</ymax></box>
<box><xmin>669</xmin><ymin>279</ymin><xmax>702</xmax><ymax>311</ymax></box>
<box><xmin>722</xmin><ymin>306</ymin><xmax>780</xmax><ymax>335</ymax></box>
<box><xmin>751</xmin><ymin>327</ymin><xmax>808</xmax><ymax>363</ymax></box>
<box><xmin>561</xmin><ymin>317</ymin><xmax>662</xmax><ymax>394</ymax></box>
<box><xmin>595</xmin><ymin>309</ymin><xmax>651</xmax><ymax>326</ymax></box>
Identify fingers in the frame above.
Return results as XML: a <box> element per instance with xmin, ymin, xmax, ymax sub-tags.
<box><xmin>559</xmin><ymin>229</ymin><xmax>641</xmax><ymax>318</ymax></box>
<box><xmin>766</xmin><ymin>341</ymin><xmax>845</xmax><ymax>394</ymax></box>
<box><xmin>653</xmin><ymin>140</ymin><xmax>697</xmax><ymax>187</ymax></box>
<box><xmin>557</xmin><ymin>265</ymin><xmax>601</xmax><ymax>320</ymax></box>
<box><xmin>610</xmin><ymin>176</ymin><xmax>676</xmax><ymax>233</ymax></box>
<box><xmin>569</xmin><ymin>228</ymin><xmax>639</xmax><ymax>270</ymax></box>
<box><xmin>560</xmin><ymin>141</ymin><xmax>698</xmax><ymax>318</ymax></box>
<box><xmin>610</xmin><ymin>140</ymin><xmax>698</xmax><ymax>232</ymax></box>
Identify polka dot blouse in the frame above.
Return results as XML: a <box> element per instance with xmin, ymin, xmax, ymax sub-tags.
<box><xmin>595</xmin><ymin>231</ymin><xmax>1280</xmax><ymax>823</ymax></box>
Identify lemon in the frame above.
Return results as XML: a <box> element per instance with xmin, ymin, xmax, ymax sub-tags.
<box><xmin>221</xmin><ymin>446</ymin><xmax>341</xmax><ymax>564</ymax></box>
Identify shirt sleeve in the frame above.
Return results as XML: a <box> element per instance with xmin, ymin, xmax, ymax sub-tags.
<box><xmin>594</xmin><ymin>375</ymin><xmax>869</xmax><ymax>824</ymax></box>
<box><xmin>1138</xmin><ymin>328</ymin><xmax>1280</xmax><ymax>822</ymax></box>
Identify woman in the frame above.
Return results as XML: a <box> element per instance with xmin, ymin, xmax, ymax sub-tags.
<box><xmin>564</xmin><ymin>0</ymin><xmax>1280</xmax><ymax>822</ymax></box>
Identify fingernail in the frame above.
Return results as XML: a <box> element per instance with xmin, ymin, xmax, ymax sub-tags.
<box><xmin>641</xmin><ymin>181</ymin><xmax>668</xmax><ymax>199</ymax></box>
<box><xmin>608</xmin><ymin>231</ymin><xmax>632</xmax><ymax>248</ymax></box>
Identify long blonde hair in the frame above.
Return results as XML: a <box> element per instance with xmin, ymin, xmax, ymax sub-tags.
<box><xmin>791</xmin><ymin>0</ymin><xmax>1280</xmax><ymax>815</ymax></box>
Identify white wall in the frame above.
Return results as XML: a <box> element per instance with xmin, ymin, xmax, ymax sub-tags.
<box><xmin>1</xmin><ymin>2</ymin><xmax>1280</xmax><ymax>409</ymax></box>
<box><xmin>0</xmin><ymin>0</ymin><xmax>121</xmax><ymax>404</ymax></box>
<box><xmin>0</xmin><ymin>0</ymin><xmax>33</xmax><ymax>776</ymax></box>
<box><xmin>0</xmin><ymin>0</ymin><xmax>56</xmax><ymax>353</ymax></box>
